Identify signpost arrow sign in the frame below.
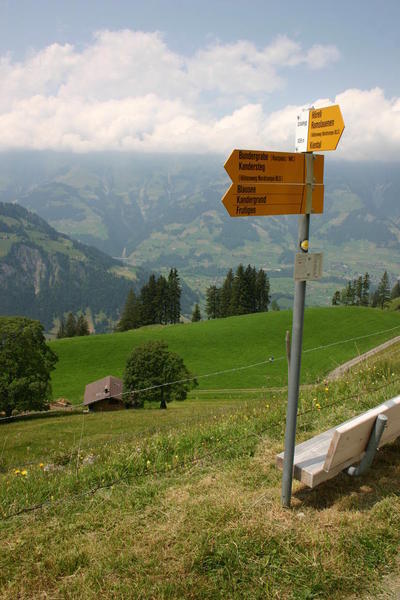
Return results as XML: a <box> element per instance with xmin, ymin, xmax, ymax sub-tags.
<box><xmin>222</xmin><ymin>182</ymin><xmax>324</xmax><ymax>217</ymax></box>
<box><xmin>295</xmin><ymin>104</ymin><xmax>345</xmax><ymax>152</ymax></box>
<box><xmin>224</xmin><ymin>149</ymin><xmax>324</xmax><ymax>185</ymax></box>
<box><xmin>222</xmin><ymin>150</ymin><xmax>324</xmax><ymax>217</ymax></box>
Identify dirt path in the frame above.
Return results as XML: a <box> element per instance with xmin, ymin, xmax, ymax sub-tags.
<box><xmin>326</xmin><ymin>336</ymin><xmax>400</xmax><ymax>381</ymax></box>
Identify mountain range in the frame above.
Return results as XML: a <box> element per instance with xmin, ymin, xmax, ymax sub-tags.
<box><xmin>0</xmin><ymin>151</ymin><xmax>399</xmax><ymax>310</ymax></box>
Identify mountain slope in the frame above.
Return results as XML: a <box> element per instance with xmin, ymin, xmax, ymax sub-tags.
<box><xmin>0</xmin><ymin>202</ymin><xmax>150</xmax><ymax>332</ymax></box>
<box><xmin>1</xmin><ymin>152</ymin><xmax>400</xmax><ymax>306</ymax></box>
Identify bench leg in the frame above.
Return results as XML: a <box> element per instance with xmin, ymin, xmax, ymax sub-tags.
<box><xmin>347</xmin><ymin>414</ymin><xmax>388</xmax><ymax>477</ymax></box>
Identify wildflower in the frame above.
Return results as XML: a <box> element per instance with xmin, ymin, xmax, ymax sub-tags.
<box><xmin>325</xmin><ymin>387</ymin><xmax>329</xmax><ymax>392</ymax></box>
<box><xmin>39</xmin><ymin>463</ymin><xmax>44</xmax><ymax>468</ymax></box>
<box><xmin>266</xmin><ymin>404</ymin><xmax>270</xmax><ymax>409</ymax></box>
<box><xmin>315</xmin><ymin>403</ymin><xmax>321</xmax><ymax>410</ymax></box>
<box><xmin>146</xmin><ymin>460</ymin><xmax>151</xmax><ymax>468</ymax></box>
<box><xmin>21</xmin><ymin>470</ymin><xmax>27</xmax><ymax>476</ymax></box>
<box><xmin>14</xmin><ymin>469</ymin><xmax>20</xmax><ymax>475</ymax></box>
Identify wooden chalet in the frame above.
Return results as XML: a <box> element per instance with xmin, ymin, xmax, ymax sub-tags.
<box><xmin>83</xmin><ymin>375</ymin><xmax>124</xmax><ymax>412</ymax></box>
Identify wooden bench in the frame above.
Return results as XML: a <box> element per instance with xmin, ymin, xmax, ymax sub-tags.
<box><xmin>276</xmin><ymin>395</ymin><xmax>400</xmax><ymax>488</ymax></box>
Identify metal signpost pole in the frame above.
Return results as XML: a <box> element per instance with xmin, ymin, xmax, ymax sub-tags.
<box><xmin>281</xmin><ymin>152</ymin><xmax>314</xmax><ymax>508</ymax></box>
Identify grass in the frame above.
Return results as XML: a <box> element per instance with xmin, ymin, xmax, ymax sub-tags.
<box><xmin>1</xmin><ymin>344</ymin><xmax>400</xmax><ymax>598</ymax></box>
<box><xmin>50</xmin><ymin>306</ymin><xmax>400</xmax><ymax>404</ymax></box>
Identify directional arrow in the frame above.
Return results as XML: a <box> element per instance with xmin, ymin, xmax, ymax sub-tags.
<box><xmin>222</xmin><ymin>182</ymin><xmax>324</xmax><ymax>217</ymax></box>
<box><xmin>296</xmin><ymin>105</ymin><xmax>345</xmax><ymax>152</ymax></box>
<box><xmin>224</xmin><ymin>150</ymin><xmax>324</xmax><ymax>185</ymax></box>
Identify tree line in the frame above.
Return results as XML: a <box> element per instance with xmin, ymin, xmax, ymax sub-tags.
<box><xmin>332</xmin><ymin>271</ymin><xmax>399</xmax><ymax>309</ymax></box>
<box><xmin>117</xmin><ymin>268</ymin><xmax>181</xmax><ymax>332</ymax></box>
<box><xmin>206</xmin><ymin>264</ymin><xmax>270</xmax><ymax>319</ymax></box>
<box><xmin>57</xmin><ymin>312</ymin><xmax>90</xmax><ymax>338</ymax></box>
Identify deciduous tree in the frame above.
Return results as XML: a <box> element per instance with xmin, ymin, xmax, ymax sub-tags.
<box><xmin>123</xmin><ymin>341</ymin><xmax>197</xmax><ymax>409</ymax></box>
<box><xmin>0</xmin><ymin>317</ymin><xmax>58</xmax><ymax>417</ymax></box>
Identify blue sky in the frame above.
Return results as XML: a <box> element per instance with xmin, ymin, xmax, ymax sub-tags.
<box><xmin>0</xmin><ymin>0</ymin><xmax>399</xmax><ymax>158</ymax></box>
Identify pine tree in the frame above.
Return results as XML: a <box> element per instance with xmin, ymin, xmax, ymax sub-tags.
<box><xmin>76</xmin><ymin>314</ymin><xmax>90</xmax><ymax>336</ymax></box>
<box><xmin>343</xmin><ymin>281</ymin><xmax>355</xmax><ymax>305</ymax></box>
<box><xmin>231</xmin><ymin>264</ymin><xmax>247</xmax><ymax>315</ymax></box>
<box><xmin>371</xmin><ymin>289</ymin><xmax>380</xmax><ymax>308</ymax></box>
<box><xmin>355</xmin><ymin>276</ymin><xmax>363</xmax><ymax>305</ymax></box>
<box><xmin>391</xmin><ymin>280</ymin><xmax>400</xmax><ymax>299</ymax></box>
<box><xmin>332</xmin><ymin>290</ymin><xmax>341</xmax><ymax>305</ymax></box>
<box><xmin>191</xmin><ymin>303</ymin><xmax>201</xmax><ymax>322</ymax></box>
<box><xmin>56</xmin><ymin>318</ymin><xmax>66</xmax><ymax>339</ymax></box>
<box><xmin>361</xmin><ymin>272</ymin><xmax>370</xmax><ymax>306</ymax></box>
<box><xmin>243</xmin><ymin>264</ymin><xmax>257</xmax><ymax>313</ymax></box>
<box><xmin>140</xmin><ymin>275</ymin><xmax>159</xmax><ymax>325</ymax></box>
<box><xmin>167</xmin><ymin>268</ymin><xmax>181</xmax><ymax>324</ymax></box>
<box><xmin>156</xmin><ymin>275</ymin><xmax>169</xmax><ymax>324</ymax></box>
<box><xmin>377</xmin><ymin>270</ymin><xmax>391</xmax><ymax>309</ymax></box>
<box><xmin>255</xmin><ymin>269</ymin><xmax>270</xmax><ymax>312</ymax></box>
<box><xmin>205</xmin><ymin>285</ymin><xmax>221</xmax><ymax>319</ymax></box>
<box><xmin>65</xmin><ymin>312</ymin><xmax>77</xmax><ymax>337</ymax></box>
<box><xmin>117</xmin><ymin>289</ymin><xmax>142</xmax><ymax>331</ymax></box>
<box><xmin>220</xmin><ymin>269</ymin><xmax>234</xmax><ymax>317</ymax></box>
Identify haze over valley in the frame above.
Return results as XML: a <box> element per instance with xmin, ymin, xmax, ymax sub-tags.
<box><xmin>0</xmin><ymin>151</ymin><xmax>399</xmax><ymax>311</ymax></box>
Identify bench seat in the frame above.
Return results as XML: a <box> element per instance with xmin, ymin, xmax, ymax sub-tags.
<box><xmin>276</xmin><ymin>395</ymin><xmax>400</xmax><ymax>488</ymax></box>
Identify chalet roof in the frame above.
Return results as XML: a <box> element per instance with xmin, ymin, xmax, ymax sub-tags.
<box><xmin>83</xmin><ymin>375</ymin><xmax>123</xmax><ymax>406</ymax></box>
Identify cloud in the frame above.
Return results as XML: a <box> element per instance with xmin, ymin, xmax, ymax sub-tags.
<box><xmin>304</xmin><ymin>44</ymin><xmax>340</xmax><ymax>69</ymax></box>
<box><xmin>2</xmin><ymin>30</ymin><xmax>399</xmax><ymax>160</ymax></box>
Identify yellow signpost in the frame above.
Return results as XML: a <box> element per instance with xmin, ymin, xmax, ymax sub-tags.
<box><xmin>222</xmin><ymin>182</ymin><xmax>324</xmax><ymax>216</ymax></box>
<box><xmin>222</xmin><ymin>150</ymin><xmax>324</xmax><ymax>217</ymax></box>
<box><xmin>220</xmin><ymin>104</ymin><xmax>345</xmax><ymax>509</ymax></box>
<box><xmin>221</xmin><ymin>105</ymin><xmax>345</xmax><ymax>509</ymax></box>
<box><xmin>295</xmin><ymin>104</ymin><xmax>345</xmax><ymax>152</ymax></box>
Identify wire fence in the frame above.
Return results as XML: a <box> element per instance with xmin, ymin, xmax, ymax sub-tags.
<box><xmin>2</xmin><ymin>372</ymin><xmax>400</xmax><ymax>522</ymax></box>
<box><xmin>1</xmin><ymin>322</ymin><xmax>400</xmax><ymax>476</ymax></box>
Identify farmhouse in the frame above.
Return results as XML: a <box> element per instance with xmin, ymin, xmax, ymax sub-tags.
<box><xmin>83</xmin><ymin>375</ymin><xmax>124</xmax><ymax>412</ymax></box>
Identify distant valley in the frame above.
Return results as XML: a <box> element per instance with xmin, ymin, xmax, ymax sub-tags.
<box><xmin>0</xmin><ymin>151</ymin><xmax>399</xmax><ymax>310</ymax></box>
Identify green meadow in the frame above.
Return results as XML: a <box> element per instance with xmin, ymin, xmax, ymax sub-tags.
<box><xmin>50</xmin><ymin>306</ymin><xmax>400</xmax><ymax>403</ymax></box>
<box><xmin>1</xmin><ymin>341</ymin><xmax>400</xmax><ymax>598</ymax></box>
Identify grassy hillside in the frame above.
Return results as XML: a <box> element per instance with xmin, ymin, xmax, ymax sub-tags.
<box><xmin>1</xmin><ymin>341</ymin><xmax>400</xmax><ymax>598</ymax></box>
<box><xmin>50</xmin><ymin>306</ymin><xmax>400</xmax><ymax>403</ymax></box>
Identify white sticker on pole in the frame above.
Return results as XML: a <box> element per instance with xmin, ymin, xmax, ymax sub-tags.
<box><xmin>294</xmin><ymin>252</ymin><xmax>323</xmax><ymax>281</ymax></box>
<box><xmin>295</xmin><ymin>109</ymin><xmax>309</xmax><ymax>153</ymax></box>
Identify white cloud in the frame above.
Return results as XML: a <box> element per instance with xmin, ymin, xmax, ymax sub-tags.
<box><xmin>305</xmin><ymin>44</ymin><xmax>340</xmax><ymax>69</ymax></box>
<box><xmin>2</xmin><ymin>29</ymin><xmax>399</xmax><ymax>160</ymax></box>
